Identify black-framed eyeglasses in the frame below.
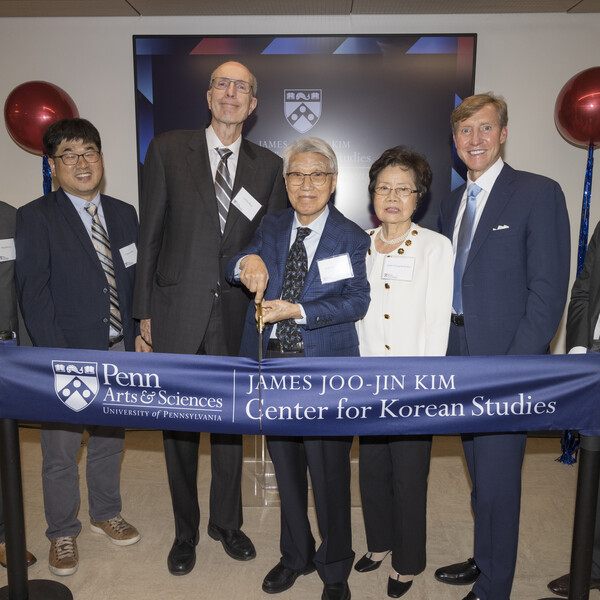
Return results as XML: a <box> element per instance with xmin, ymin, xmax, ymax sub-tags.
<box><xmin>286</xmin><ymin>171</ymin><xmax>334</xmax><ymax>187</ymax></box>
<box><xmin>211</xmin><ymin>77</ymin><xmax>253</xmax><ymax>94</ymax></box>
<box><xmin>52</xmin><ymin>151</ymin><xmax>101</xmax><ymax>166</ymax></box>
<box><xmin>374</xmin><ymin>185</ymin><xmax>418</xmax><ymax>199</ymax></box>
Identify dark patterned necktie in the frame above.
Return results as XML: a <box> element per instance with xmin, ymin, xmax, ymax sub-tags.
<box><xmin>85</xmin><ymin>204</ymin><xmax>122</xmax><ymax>333</ymax></box>
<box><xmin>277</xmin><ymin>227</ymin><xmax>311</xmax><ymax>351</ymax></box>
<box><xmin>215</xmin><ymin>148</ymin><xmax>233</xmax><ymax>233</ymax></box>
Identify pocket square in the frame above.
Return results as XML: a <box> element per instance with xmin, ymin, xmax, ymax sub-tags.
<box><xmin>492</xmin><ymin>224</ymin><xmax>509</xmax><ymax>231</ymax></box>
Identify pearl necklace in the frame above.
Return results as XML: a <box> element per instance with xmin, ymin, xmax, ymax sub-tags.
<box><xmin>378</xmin><ymin>223</ymin><xmax>412</xmax><ymax>245</ymax></box>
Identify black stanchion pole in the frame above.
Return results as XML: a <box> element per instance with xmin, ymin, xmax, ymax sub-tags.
<box><xmin>568</xmin><ymin>435</ymin><xmax>600</xmax><ymax>600</ymax></box>
<box><xmin>0</xmin><ymin>419</ymin><xmax>72</xmax><ymax>600</ymax></box>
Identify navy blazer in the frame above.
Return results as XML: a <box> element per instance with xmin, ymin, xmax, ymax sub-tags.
<box><xmin>15</xmin><ymin>189</ymin><xmax>139</xmax><ymax>351</ymax></box>
<box><xmin>226</xmin><ymin>204</ymin><xmax>371</xmax><ymax>359</ymax></box>
<box><xmin>441</xmin><ymin>163</ymin><xmax>570</xmax><ymax>356</ymax></box>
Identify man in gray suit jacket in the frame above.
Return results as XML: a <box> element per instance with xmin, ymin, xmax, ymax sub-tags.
<box><xmin>133</xmin><ymin>61</ymin><xmax>287</xmax><ymax>575</ymax></box>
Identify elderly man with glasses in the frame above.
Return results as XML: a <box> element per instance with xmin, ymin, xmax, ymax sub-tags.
<box><xmin>133</xmin><ymin>61</ymin><xmax>287</xmax><ymax>575</ymax></box>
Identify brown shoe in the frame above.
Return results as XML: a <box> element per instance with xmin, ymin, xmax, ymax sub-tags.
<box><xmin>49</xmin><ymin>536</ymin><xmax>78</xmax><ymax>576</ymax></box>
<box><xmin>0</xmin><ymin>541</ymin><xmax>37</xmax><ymax>568</ymax></box>
<box><xmin>548</xmin><ymin>573</ymin><xmax>600</xmax><ymax>597</ymax></box>
<box><xmin>90</xmin><ymin>515</ymin><xmax>140</xmax><ymax>546</ymax></box>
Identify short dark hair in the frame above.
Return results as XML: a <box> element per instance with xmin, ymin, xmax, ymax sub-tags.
<box><xmin>368</xmin><ymin>146</ymin><xmax>433</xmax><ymax>204</ymax></box>
<box><xmin>451</xmin><ymin>92</ymin><xmax>508</xmax><ymax>132</ymax></box>
<box><xmin>43</xmin><ymin>118</ymin><xmax>102</xmax><ymax>156</ymax></box>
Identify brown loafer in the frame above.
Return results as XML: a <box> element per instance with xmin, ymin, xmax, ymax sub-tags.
<box><xmin>0</xmin><ymin>541</ymin><xmax>37</xmax><ymax>568</ymax></box>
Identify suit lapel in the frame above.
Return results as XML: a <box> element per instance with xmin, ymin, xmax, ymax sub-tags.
<box><xmin>273</xmin><ymin>211</ymin><xmax>295</xmax><ymax>294</ymax></box>
<box><xmin>466</xmin><ymin>165</ymin><xmax>515</xmax><ymax>269</ymax></box>
<box><xmin>301</xmin><ymin>205</ymin><xmax>341</xmax><ymax>295</ymax></box>
<box><xmin>55</xmin><ymin>189</ymin><xmax>103</xmax><ymax>271</ymax></box>
<box><xmin>222</xmin><ymin>139</ymin><xmax>255</xmax><ymax>244</ymax></box>
<box><xmin>186</xmin><ymin>131</ymin><xmax>222</xmax><ymax>236</ymax></box>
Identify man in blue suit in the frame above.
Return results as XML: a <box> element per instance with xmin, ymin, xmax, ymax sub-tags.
<box><xmin>227</xmin><ymin>138</ymin><xmax>370</xmax><ymax>600</ymax></box>
<box><xmin>434</xmin><ymin>93</ymin><xmax>570</xmax><ymax>600</ymax></box>
<box><xmin>15</xmin><ymin>119</ymin><xmax>144</xmax><ymax>577</ymax></box>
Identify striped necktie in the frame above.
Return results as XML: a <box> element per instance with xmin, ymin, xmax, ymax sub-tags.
<box><xmin>452</xmin><ymin>182</ymin><xmax>482</xmax><ymax>315</ymax></box>
<box><xmin>215</xmin><ymin>148</ymin><xmax>233</xmax><ymax>234</ymax></box>
<box><xmin>85</xmin><ymin>203</ymin><xmax>122</xmax><ymax>333</ymax></box>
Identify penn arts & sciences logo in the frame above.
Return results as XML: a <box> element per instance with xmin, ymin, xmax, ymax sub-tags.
<box><xmin>284</xmin><ymin>89</ymin><xmax>321</xmax><ymax>133</ymax></box>
<box><xmin>53</xmin><ymin>361</ymin><xmax>99</xmax><ymax>412</ymax></box>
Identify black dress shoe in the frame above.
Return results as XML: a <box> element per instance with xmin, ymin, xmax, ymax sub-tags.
<box><xmin>434</xmin><ymin>558</ymin><xmax>481</xmax><ymax>585</ymax></box>
<box><xmin>262</xmin><ymin>561</ymin><xmax>316</xmax><ymax>594</ymax></box>
<box><xmin>354</xmin><ymin>552</ymin><xmax>384</xmax><ymax>573</ymax></box>
<box><xmin>462</xmin><ymin>592</ymin><xmax>480</xmax><ymax>600</ymax></box>
<box><xmin>387</xmin><ymin>577</ymin><xmax>412</xmax><ymax>598</ymax></box>
<box><xmin>167</xmin><ymin>535</ymin><xmax>198</xmax><ymax>576</ymax></box>
<box><xmin>207</xmin><ymin>521</ymin><xmax>256</xmax><ymax>561</ymax></box>
<box><xmin>548</xmin><ymin>572</ymin><xmax>600</xmax><ymax>597</ymax></box>
<box><xmin>322</xmin><ymin>581</ymin><xmax>351</xmax><ymax>600</ymax></box>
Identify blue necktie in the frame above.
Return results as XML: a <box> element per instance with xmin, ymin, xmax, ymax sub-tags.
<box><xmin>452</xmin><ymin>183</ymin><xmax>482</xmax><ymax>315</ymax></box>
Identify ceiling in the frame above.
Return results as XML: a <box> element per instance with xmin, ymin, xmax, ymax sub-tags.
<box><xmin>0</xmin><ymin>0</ymin><xmax>598</xmax><ymax>17</ymax></box>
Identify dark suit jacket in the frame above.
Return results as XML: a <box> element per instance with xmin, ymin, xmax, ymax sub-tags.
<box><xmin>226</xmin><ymin>204</ymin><xmax>371</xmax><ymax>359</ymax></box>
<box><xmin>0</xmin><ymin>201</ymin><xmax>17</xmax><ymax>333</ymax></box>
<box><xmin>567</xmin><ymin>220</ymin><xmax>600</xmax><ymax>350</ymax></box>
<box><xmin>440</xmin><ymin>163</ymin><xmax>570</xmax><ymax>356</ymax></box>
<box><xmin>15</xmin><ymin>189</ymin><xmax>139</xmax><ymax>351</ymax></box>
<box><xmin>133</xmin><ymin>129</ymin><xmax>287</xmax><ymax>355</ymax></box>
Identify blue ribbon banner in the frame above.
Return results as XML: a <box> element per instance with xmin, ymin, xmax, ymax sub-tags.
<box><xmin>1</xmin><ymin>345</ymin><xmax>600</xmax><ymax>436</ymax></box>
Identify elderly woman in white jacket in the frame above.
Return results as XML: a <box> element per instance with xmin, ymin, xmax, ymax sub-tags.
<box><xmin>355</xmin><ymin>146</ymin><xmax>453</xmax><ymax>599</ymax></box>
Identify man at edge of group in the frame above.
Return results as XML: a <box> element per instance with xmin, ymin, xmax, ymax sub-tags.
<box><xmin>0</xmin><ymin>200</ymin><xmax>36</xmax><ymax>570</ymax></box>
<box><xmin>133</xmin><ymin>61</ymin><xmax>287</xmax><ymax>575</ymax></box>
<box><xmin>15</xmin><ymin>118</ymin><xmax>142</xmax><ymax>576</ymax></box>
<box><xmin>546</xmin><ymin>219</ymin><xmax>600</xmax><ymax>599</ymax></box>
<box><xmin>433</xmin><ymin>93</ymin><xmax>570</xmax><ymax>600</ymax></box>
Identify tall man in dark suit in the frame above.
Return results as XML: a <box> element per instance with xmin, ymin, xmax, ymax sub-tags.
<box><xmin>0</xmin><ymin>200</ymin><xmax>36</xmax><ymax>570</ymax></box>
<box><xmin>433</xmin><ymin>93</ymin><xmax>570</xmax><ymax>600</ymax></box>
<box><xmin>133</xmin><ymin>61</ymin><xmax>287</xmax><ymax>575</ymax></box>
<box><xmin>227</xmin><ymin>138</ymin><xmax>370</xmax><ymax>600</ymax></box>
<box><xmin>547</xmin><ymin>220</ymin><xmax>600</xmax><ymax>598</ymax></box>
<box><xmin>15</xmin><ymin>119</ymin><xmax>143</xmax><ymax>576</ymax></box>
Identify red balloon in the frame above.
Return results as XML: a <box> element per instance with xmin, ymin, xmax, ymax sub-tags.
<box><xmin>4</xmin><ymin>81</ymin><xmax>79</xmax><ymax>155</ymax></box>
<box><xmin>555</xmin><ymin>67</ymin><xmax>600</xmax><ymax>148</ymax></box>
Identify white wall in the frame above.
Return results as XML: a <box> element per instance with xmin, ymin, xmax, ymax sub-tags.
<box><xmin>1</xmin><ymin>12</ymin><xmax>598</xmax><ymax>349</ymax></box>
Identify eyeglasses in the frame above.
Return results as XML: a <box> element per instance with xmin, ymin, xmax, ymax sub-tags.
<box><xmin>211</xmin><ymin>77</ymin><xmax>253</xmax><ymax>94</ymax></box>
<box><xmin>374</xmin><ymin>185</ymin><xmax>418</xmax><ymax>199</ymax></box>
<box><xmin>52</xmin><ymin>151</ymin><xmax>101</xmax><ymax>166</ymax></box>
<box><xmin>286</xmin><ymin>172</ymin><xmax>334</xmax><ymax>187</ymax></box>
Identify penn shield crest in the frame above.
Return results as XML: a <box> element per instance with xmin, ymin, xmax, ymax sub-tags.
<box><xmin>284</xmin><ymin>89</ymin><xmax>322</xmax><ymax>133</ymax></box>
<box><xmin>53</xmin><ymin>360</ymin><xmax>99</xmax><ymax>412</ymax></box>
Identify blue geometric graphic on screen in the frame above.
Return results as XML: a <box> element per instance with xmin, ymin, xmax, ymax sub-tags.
<box><xmin>455</xmin><ymin>93</ymin><xmax>464</xmax><ymax>108</ymax></box>
<box><xmin>406</xmin><ymin>37</ymin><xmax>458</xmax><ymax>54</ymax></box>
<box><xmin>262</xmin><ymin>37</ymin><xmax>340</xmax><ymax>54</ymax></box>
<box><xmin>333</xmin><ymin>37</ymin><xmax>383</xmax><ymax>54</ymax></box>
<box><xmin>136</xmin><ymin>38</ymin><xmax>176</xmax><ymax>55</ymax></box>
<box><xmin>451</xmin><ymin>168</ymin><xmax>467</xmax><ymax>191</ymax></box>
<box><xmin>137</xmin><ymin>97</ymin><xmax>154</xmax><ymax>164</ymax></box>
<box><xmin>136</xmin><ymin>56</ymin><xmax>153</xmax><ymax>103</ymax></box>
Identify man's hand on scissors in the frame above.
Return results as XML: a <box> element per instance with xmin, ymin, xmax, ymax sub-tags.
<box><xmin>239</xmin><ymin>254</ymin><xmax>269</xmax><ymax>303</ymax></box>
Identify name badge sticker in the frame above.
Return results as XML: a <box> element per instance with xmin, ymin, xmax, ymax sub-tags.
<box><xmin>0</xmin><ymin>238</ymin><xmax>16</xmax><ymax>262</ymax></box>
<box><xmin>231</xmin><ymin>187</ymin><xmax>262</xmax><ymax>222</ymax></box>
<box><xmin>119</xmin><ymin>243</ymin><xmax>137</xmax><ymax>268</ymax></box>
<box><xmin>382</xmin><ymin>255</ymin><xmax>415</xmax><ymax>281</ymax></box>
<box><xmin>318</xmin><ymin>253</ymin><xmax>354</xmax><ymax>284</ymax></box>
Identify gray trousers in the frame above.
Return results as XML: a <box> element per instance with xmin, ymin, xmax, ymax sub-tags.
<box><xmin>42</xmin><ymin>339</ymin><xmax>126</xmax><ymax>539</ymax></box>
<box><xmin>41</xmin><ymin>422</ymin><xmax>125</xmax><ymax>539</ymax></box>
